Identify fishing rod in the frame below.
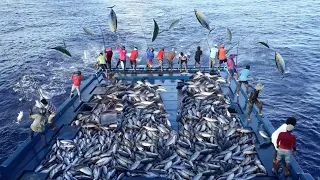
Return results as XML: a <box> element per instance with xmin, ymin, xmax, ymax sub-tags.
<box><xmin>99</xmin><ymin>25</ymin><xmax>106</xmax><ymax>49</ymax></box>
<box><xmin>227</xmin><ymin>27</ymin><xmax>259</xmax><ymax>53</ymax></box>
<box><xmin>139</xmin><ymin>20</ymin><xmax>149</xmax><ymax>48</ymax></box>
<box><xmin>3</xmin><ymin>50</ymin><xmax>29</xmax><ymax>101</ymax></box>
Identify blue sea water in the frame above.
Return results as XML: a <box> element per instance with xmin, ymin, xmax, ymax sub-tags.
<box><xmin>0</xmin><ymin>0</ymin><xmax>319</xmax><ymax>178</ymax></box>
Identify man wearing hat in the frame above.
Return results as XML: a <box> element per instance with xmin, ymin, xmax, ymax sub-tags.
<box><xmin>273</xmin><ymin>123</ymin><xmax>297</xmax><ymax>176</ymax></box>
<box><xmin>246</xmin><ymin>82</ymin><xmax>263</xmax><ymax>122</ymax></box>
<box><xmin>227</xmin><ymin>54</ymin><xmax>238</xmax><ymax>84</ymax></box>
<box><xmin>167</xmin><ymin>48</ymin><xmax>176</xmax><ymax>71</ymax></box>
<box><xmin>209</xmin><ymin>44</ymin><xmax>218</xmax><ymax>70</ymax></box>
<box><xmin>130</xmin><ymin>47</ymin><xmax>138</xmax><ymax>71</ymax></box>
<box><xmin>271</xmin><ymin>117</ymin><xmax>297</xmax><ymax>175</ymax></box>
<box><xmin>105</xmin><ymin>47</ymin><xmax>113</xmax><ymax>71</ymax></box>
<box><xmin>96</xmin><ymin>52</ymin><xmax>107</xmax><ymax>74</ymax></box>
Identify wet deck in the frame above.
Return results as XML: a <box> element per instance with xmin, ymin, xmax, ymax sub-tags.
<box><xmin>0</xmin><ymin>68</ymin><xmax>314</xmax><ymax>180</ymax></box>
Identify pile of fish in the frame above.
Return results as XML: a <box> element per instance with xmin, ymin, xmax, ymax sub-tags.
<box><xmin>34</xmin><ymin>73</ymin><xmax>268</xmax><ymax>180</ymax></box>
<box><xmin>173</xmin><ymin>73</ymin><xmax>267</xmax><ymax>179</ymax></box>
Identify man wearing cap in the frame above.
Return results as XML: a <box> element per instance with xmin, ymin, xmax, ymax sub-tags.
<box><xmin>210</xmin><ymin>44</ymin><xmax>218</xmax><ymax>70</ymax></box>
<box><xmin>271</xmin><ymin>117</ymin><xmax>297</xmax><ymax>175</ymax></box>
<box><xmin>273</xmin><ymin>122</ymin><xmax>297</xmax><ymax>176</ymax></box>
<box><xmin>105</xmin><ymin>48</ymin><xmax>113</xmax><ymax>71</ymax></box>
<box><xmin>227</xmin><ymin>54</ymin><xmax>238</xmax><ymax>84</ymax></box>
<box><xmin>96</xmin><ymin>52</ymin><xmax>107</xmax><ymax>74</ymax></box>
<box><xmin>29</xmin><ymin>107</ymin><xmax>47</xmax><ymax>146</ymax></box>
<box><xmin>167</xmin><ymin>48</ymin><xmax>176</xmax><ymax>71</ymax></box>
<box><xmin>130</xmin><ymin>47</ymin><xmax>138</xmax><ymax>71</ymax></box>
<box><xmin>116</xmin><ymin>45</ymin><xmax>127</xmax><ymax>71</ymax></box>
<box><xmin>218</xmin><ymin>44</ymin><xmax>227</xmax><ymax>71</ymax></box>
<box><xmin>247</xmin><ymin>82</ymin><xmax>263</xmax><ymax>122</ymax></box>
<box><xmin>70</xmin><ymin>71</ymin><xmax>83</xmax><ymax>103</ymax></box>
<box><xmin>236</xmin><ymin>65</ymin><xmax>251</xmax><ymax>96</ymax></box>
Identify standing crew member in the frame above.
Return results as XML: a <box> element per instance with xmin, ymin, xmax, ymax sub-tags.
<box><xmin>129</xmin><ymin>47</ymin><xmax>138</xmax><ymax>71</ymax></box>
<box><xmin>236</xmin><ymin>65</ymin><xmax>250</xmax><ymax>96</ymax></box>
<box><xmin>96</xmin><ymin>52</ymin><xmax>107</xmax><ymax>74</ymax></box>
<box><xmin>273</xmin><ymin>124</ymin><xmax>297</xmax><ymax>177</ymax></box>
<box><xmin>40</xmin><ymin>99</ymin><xmax>57</xmax><ymax>130</ymax></box>
<box><xmin>70</xmin><ymin>71</ymin><xmax>83</xmax><ymax>103</ymax></box>
<box><xmin>156</xmin><ymin>48</ymin><xmax>165</xmax><ymax>71</ymax></box>
<box><xmin>271</xmin><ymin>117</ymin><xmax>297</xmax><ymax>174</ymax></box>
<box><xmin>218</xmin><ymin>44</ymin><xmax>228</xmax><ymax>71</ymax></box>
<box><xmin>105</xmin><ymin>48</ymin><xmax>113</xmax><ymax>71</ymax></box>
<box><xmin>210</xmin><ymin>44</ymin><xmax>218</xmax><ymax>70</ymax></box>
<box><xmin>29</xmin><ymin>108</ymin><xmax>47</xmax><ymax>146</ymax></box>
<box><xmin>194</xmin><ymin>46</ymin><xmax>202</xmax><ymax>71</ymax></box>
<box><xmin>227</xmin><ymin>54</ymin><xmax>238</xmax><ymax>84</ymax></box>
<box><xmin>247</xmin><ymin>82</ymin><xmax>263</xmax><ymax>122</ymax></box>
<box><xmin>167</xmin><ymin>48</ymin><xmax>176</xmax><ymax>71</ymax></box>
<box><xmin>179</xmin><ymin>52</ymin><xmax>189</xmax><ymax>73</ymax></box>
<box><xmin>116</xmin><ymin>45</ymin><xmax>127</xmax><ymax>71</ymax></box>
<box><xmin>146</xmin><ymin>48</ymin><xmax>154</xmax><ymax>70</ymax></box>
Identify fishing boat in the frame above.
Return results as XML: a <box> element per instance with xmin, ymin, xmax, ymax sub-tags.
<box><xmin>0</xmin><ymin>66</ymin><xmax>314</xmax><ymax>180</ymax></box>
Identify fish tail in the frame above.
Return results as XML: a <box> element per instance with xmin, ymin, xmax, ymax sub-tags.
<box><xmin>107</xmin><ymin>5</ymin><xmax>116</xmax><ymax>8</ymax></box>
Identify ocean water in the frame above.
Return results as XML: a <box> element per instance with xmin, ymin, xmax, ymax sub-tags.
<box><xmin>0</xmin><ymin>0</ymin><xmax>319</xmax><ymax>177</ymax></box>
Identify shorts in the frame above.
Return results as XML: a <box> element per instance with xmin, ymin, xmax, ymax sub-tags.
<box><xmin>276</xmin><ymin>148</ymin><xmax>291</xmax><ymax>163</ymax></box>
<box><xmin>48</xmin><ymin>113</ymin><xmax>55</xmax><ymax>124</ymax></box>
<box><xmin>99</xmin><ymin>64</ymin><xmax>107</xmax><ymax>70</ymax></box>
<box><xmin>210</xmin><ymin>57</ymin><xmax>215</xmax><ymax>62</ymax></box>
<box><xmin>130</xmin><ymin>59</ymin><xmax>136</xmax><ymax>65</ymax></box>
<box><xmin>157</xmin><ymin>59</ymin><xmax>163</xmax><ymax>65</ymax></box>
<box><xmin>239</xmin><ymin>80</ymin><xmax>248</xmax><ymax>84</ymax></box>
<box><xmin>219</xmin><ymin>59</ymin><xmax>227</xmax><ymax>64</ymax></box>
<box><xmin>195</xmin><ymin>58</ymin><xmax>200</xmax><ymax>64</ymax></box>
<box><xmin>146</xmin><ymin>60</ymin><xmax>153</xmax><ymax>67</ymax></box>
<box><xmin>229</xmin><ymin>69</ymin><xmax>237</xmax><ymax>76</ymax></box>
<box><xmin>181</xmin><ymin>60</ymin><xmax>187</xmax><ymax>64</ymax></box>
<box><xmin>71</xmin><ymin>85</ymin><xmax>81</xmax><ymax>95</ymax></box>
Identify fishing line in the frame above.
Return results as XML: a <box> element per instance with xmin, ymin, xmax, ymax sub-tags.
<box><xmin>3</xmin><ymin>50</ymin><xmax>29</xmax><ymax>101</ymax></box>
<box><xmin>139</xmin><ymin>20</ymin><xmax>149</xmax><ymax>47</ymax></box>
<box><xmin>99</xmin><ymin>25</ymin><xmax>106</xmax><ymax>49</ymax></box>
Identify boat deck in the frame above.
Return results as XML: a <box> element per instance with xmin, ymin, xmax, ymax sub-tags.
<box><xmin>0</xmin><ymin>67</ymin><xmax>314</xmax><ymax>180</ymax></box>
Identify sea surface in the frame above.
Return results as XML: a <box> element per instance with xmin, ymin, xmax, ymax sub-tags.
<box><xmin>0</xmin><ymin>0</ymin><xmax>319</xmax><ymax>178</ymax></box>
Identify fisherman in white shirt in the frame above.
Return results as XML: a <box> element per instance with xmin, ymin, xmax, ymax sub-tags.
<box><xmin>271</xmin><ymin>117</ymin><xmax>297</xmax><ymax>171</ymax></box>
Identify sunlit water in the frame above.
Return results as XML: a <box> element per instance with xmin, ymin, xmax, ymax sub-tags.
<box><xmin>0</xmin><ymin>0</ymin><xmax>319</xmax><ymax>177</ymax></box>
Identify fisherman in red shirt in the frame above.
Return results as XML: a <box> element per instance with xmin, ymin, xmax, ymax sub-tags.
<box><xmin>272</xmin><ymin>124</ymin><xmax>297</xmax><ymax>176</ymax></box>
<box><xmin>105</xmin><ymin>48</ymin><xmax>113</xmax><ymax>71</ymax></box>
<box><xmin>130</xmin><ymin>47</ymin><xmax>138</xmax><ymax>71</ymax></box>
<box><xmin>70</xmin><ymin>71</ymin><xmax>83</xmax><ymax>103</ymax></box>
<box><xmin>157</xmin><ymin>48</ymin><xmax>165</xmax><ymax>71</ymax></box>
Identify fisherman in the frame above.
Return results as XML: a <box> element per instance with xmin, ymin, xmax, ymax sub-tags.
<box><xmin>116</xmin><ymin>45</ymin><xmax>127</xmax><ymax>71</ymax></box>
<box><xmin>210</xmin><ymin>44</ymin><xmax>218</xmax><ymax>70</ymax></box>
<box><xmin>129</xmin><ymin>47</ymin><xmax>138</xmax><ymax>71</ymax></box>
<box><xmin>146</xmin><ymin>48</ymin><xmax>154</xmax><ymax>70</ymax></box>
<box><xmin>29</xmin><ymin>107</ymin><xmax>47</xmax><ymax>146</ymax></box>
<box><xmin>227</xmin><ymin>54</ymin><xmax>238</xmax><ymax>84</ymax></box>
<box><xmin>179</xmin><ymin>52</ymin><xmax>189</xmax><ymax>73</ymax></box>
<box><xmin>247</xmin><ymin>82</ymin><xmax>263</xmax><ymax>122</ymax></box>
<box><xmin>236</xmin><ymin>65</ymin><xmax>250</xmax><ymax>96</ymax></box>
<box><xmin>40</xmin><ymin>99</ymin><xmax>57</xmax><ymax>130</ymax></box>
<box><xmin>194</xmin><ymin>46</ymin><xmax>202</xmax><ymax>71</ymax></box>
<box><xmin>96</xmin><ymin>52</ymin><xmax>107</xmax><ymax>74</ymax></box>
<box><xmin>271</xmin><ymin>117</ymin><xmax>297</xmax><ymax>174</ymax></box>
<box><xmin>156</xmin><ymin>48</ymin><xmax>165</xmax><ymax>71</ymax></box>
<box><xmin>273</xmin><ymin>124</ymin><xmax>297</xmax><ymax>177</ymax></box>
<box><xmin>70</xmin><ymin>71</ymin><xmax>83</xmax><ymax>103</ymax></box>
<box><xmin>218</xmin><ymin>44</ymin><xmax>228</xmax><ymax>71</ymax></box>
<box><xmin>105</xmin><ymin>47</ymin><xmax>113</xmax><ymax>71</ymax></box>
<box><xmin>167</xmin><ymin>48</ymin><xmax>176</xmax><ymax>71</ymax></box>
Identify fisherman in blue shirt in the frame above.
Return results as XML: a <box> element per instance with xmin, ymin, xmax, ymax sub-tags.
<box><xmin>236</xmin><ymin>65</ymin><xmax>250</xmax><ymax>96</ymax></box>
